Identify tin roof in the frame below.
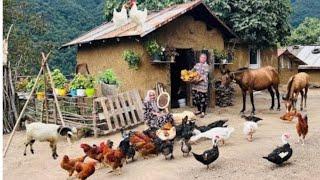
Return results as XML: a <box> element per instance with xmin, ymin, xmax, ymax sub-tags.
<box><xmin>286</xmin><ymin>45</ymin><xmax>320</xmax><ymax>69</ymax></box>
<box><xmin>62</xmin><ymin>0</ymin><xmax>236</xmax><ymax>47</ymax></box>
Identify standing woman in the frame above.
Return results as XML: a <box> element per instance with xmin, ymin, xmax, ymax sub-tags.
<box><xmin>192</xmin><ymin>53</ymin><xmax>209</xmax><ymax>118</ymax></box>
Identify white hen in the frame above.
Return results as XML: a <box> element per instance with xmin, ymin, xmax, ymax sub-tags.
<box><xmin>190</xmin><ymin>127</ymin><xmax>235</xmax><ymax>145</ymax></box>
<box><xmin>112</xmin><ymin>5</ymin><xmax>128</xmax><ymax>27</ymax></box>
<box><xmin>243</xmin><ymin>121</ymin><xmax>258</xmax><ymax>142</ymax></box>
<box><xmin>129</xmin><ymin>3</ymin><xmax>147</xmax><ymax>28</ymax></box>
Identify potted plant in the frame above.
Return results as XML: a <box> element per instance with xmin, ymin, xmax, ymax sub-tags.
<box><xmin>70</xmin><ymin>74</ymin><xmax>86</xmax><ymax>97</ymax></box>
<box><xmin>164</xmin><ymin>46</ymin><xmax>179</xmax><ymax>62</ymax></box>
<box><xmin>69</xmin><ymin>75</ymin><xmax>78</xmax><ymax>97</ymax></box>
<box><xmin>84</xmin><ymin>75</ymin><xmax>96</xmax><ymax>97</ymax></box>
<box><xmin>98</xmin><ymin>69</ymin><xmax>119</xmax><ymax>96</ymax></box>
<box><xmin>52</xmin><ymin>69</ymin><xmax>68</xmax><ymax>96</ymax></box>
<box><xmin>122</xmin><ymin>50</ymin><xmax>141</xmax><ymax>70</ymax></box>
<box><xmin>145</xmin><ymin>40</ymin><xmax>163</xmax><ymax>61</ymax></box>
<box><xmin>213</xmin><ymin>49</ymin><xmax>228</xmax><ymax>64</ymax></box>
<box><xmin>26</xmin><ymin>77</ymin><xmax>46</xmax><ymax>100</ymax></box>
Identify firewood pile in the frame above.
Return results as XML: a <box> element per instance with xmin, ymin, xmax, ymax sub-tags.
<box><xmin>215</xmin><ymin>81</ymin><xmax>235</xmax><ymax>107</ymax></box>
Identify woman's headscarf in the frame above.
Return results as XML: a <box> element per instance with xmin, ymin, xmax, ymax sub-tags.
<box><xmin>144</xmin><ymin>90</ymin><xmax>159</xmax><ymax>112</ymax></box>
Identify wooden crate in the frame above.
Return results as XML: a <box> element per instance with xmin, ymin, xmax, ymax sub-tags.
<box><xmin>93</xmin><ymin>90</ymin><xmax>144</xmax><ymax>137</ymax></box>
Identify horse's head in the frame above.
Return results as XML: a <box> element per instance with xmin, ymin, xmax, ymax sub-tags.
<box><xmin>220</xmin><ymin>66</ymin><xmax>234</xmax><ymax>87</ymax></box>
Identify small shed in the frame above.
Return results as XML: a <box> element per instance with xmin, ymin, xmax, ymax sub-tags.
<box><xmin>278</xmin><ymin>45</ymin><xmax>320</xmax><ymax>84</ymax></box>
<box><xmin>63</xmin><ymin>0</ymin><xmax>279</xmax><ymax>108</ymax></box>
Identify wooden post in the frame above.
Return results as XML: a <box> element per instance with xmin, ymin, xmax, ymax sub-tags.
<box><xmin>3</xmin><ymin>65</ymin><xmax>44</xmax><ymax>157</ymax></box>
<box><xmin>42</xmin><ymin>52</ymin><xmax>66</xmax><ymax>127</ymax></box>
<box><xmin>92</xmin><ymin>101</ymin><xmax>98</xmax><ymax>138</ymax></box>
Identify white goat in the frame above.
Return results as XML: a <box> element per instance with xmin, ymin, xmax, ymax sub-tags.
<box><xmin>23</xmin><ymin>122</ymin><xmax>77</xmax><ymax>159</ymax></box>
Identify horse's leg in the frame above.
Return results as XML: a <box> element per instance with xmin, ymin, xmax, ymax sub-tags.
<box><xmin>267</xmin><ymin>87</ymin><xmax>275</xmax><ymax>110</ymax></box>
<box><xmin>304</xmin><ymin>86</ymin><xmax>308</xmax><ymax>109</ymax></box>
<box><xmin>300</xmin><ymin>90</ymin><xmax>304</xmax><ymax>111</ymax></box>
<box><xmin>249</xmin><ymin>90</ymin><xmax>255</xmax><ymax>115</ymax></box>
<box><xmin>240</xmin><ymin>90</ymin><xmax>246</xmax><ymax>114</ymax></box>
<box><xmin>274</xmin><ymin>85</ymin><xmax>281</xmax><ymax>110</ymax></box>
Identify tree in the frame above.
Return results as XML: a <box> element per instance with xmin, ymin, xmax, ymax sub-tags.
<box><xmin>288</xmin><ymin>17</ymin><xmax>320</xmax><ymax>45</ymax></box>
<box><xmin>104</xmin><ymin>0</ymin><xmax>292</xmax><ymax>48</ymax></box>
<box><xmin>214</xmin><ymin>0</ymin><xmax>292</xmax><ymax>48</ymax></box>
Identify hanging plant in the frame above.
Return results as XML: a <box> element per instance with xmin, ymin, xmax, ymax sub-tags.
<box><xmin>122</xmin><ymin>50</ymin><xmax>141</xmax><ymax>70</ymax></box>
<box><xmin>97</xmin><ymin>69</ymin><xmax>119</xmax><ymax>85</ymax></box>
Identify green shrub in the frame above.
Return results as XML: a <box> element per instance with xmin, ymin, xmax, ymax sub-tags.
<box><xmin>122</xmin><ymin>50</ymin><xmax>141</xmax><ymax>70</ymax></box>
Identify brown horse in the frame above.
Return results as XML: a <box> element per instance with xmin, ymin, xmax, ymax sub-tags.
<box><xmin>282</xmin><ymin>72</ymin><xmax>310</xmax><ymax>112</ymax></box>
<box><xmin>220</xmin><ymin>66</ymin><xmax>280</xmax><ymax>114</ymax></box>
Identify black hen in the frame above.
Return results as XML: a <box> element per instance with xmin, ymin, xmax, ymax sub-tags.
<box><xmin>263</xmin><ymin>143</ymin><xmax>292</xmax><ymax>165</ymax></box>
<box><xmin>192</xmin><ymin>138</ymin><xmax>219</xmax><ymax>169</ymax></box>
<box><xmin>176</xmin><ymin>117</ymin><xmax>197</xmax><ymax>140</ymax></box>
<box><xmin>119</xmin><ymin>137</ymin><xmax>136</xmax><ymax>163</ymax></box>
<box><xmin>160</xmin><ymin>140</ymin><xmax>174</xmax><ymax>160</ymax></box>
<box><xmin>241</xmin><ymin>115</ymin><xmax>263</xmax><ymax>123</ymax></box>
<box><xmin>143</xmin><ymin>127</ymin><xmax>158</xmax><ymax>140</ymax></box>
<box><xmin>195</xmin><ymin>120</ymin><xmax>228</xmax><ymax>132</ymax></box>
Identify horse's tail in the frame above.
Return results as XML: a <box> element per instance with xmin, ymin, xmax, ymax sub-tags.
<box><xmin>284</xmin><ymin>77</ymin><xmax>295</xmax><ymax>100</ymax></box>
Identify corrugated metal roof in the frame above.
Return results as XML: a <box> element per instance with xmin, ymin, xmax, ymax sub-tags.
<box><xmin>287</xmin><ymin>46</ymin><xmax>320</xmax><ymax>69</ymax></box>
<box><xmin>62</xmin><ymin>0</ymin><xmax>236</xmax><ymax>47</ymax></box>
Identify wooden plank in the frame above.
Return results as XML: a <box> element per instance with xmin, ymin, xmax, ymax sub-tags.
<box><xmin>100</xmin><ymin>98</ymin><xmax>113</xmax><ymax>131</ymax></box>
<box><xmin>132</xmin><ymin>90</ymin><xmax>144</xmax><ymax>122</ymax></box>
<box><xmin>125</xmin><ymin>91</ymin><xmax>138</xmax><ymax>124</ymax></box>
<box><xmin>118</xmin><ymin>93</ymin><xmax>131</xmax><ymax>126</ymax></box>
<box><xmin>114</xmin><ymin>96</ymin><xmax>126</xmax><ymax>127</ymax></box>
<box><xmin>92</xmin><ymin>101</ymin><xmax>98</xmax><ymax>138</ymax></box>
<box><xmin>107</xmin><ymin>96</ymin><xmax>121</xmax><ymax>129</ymax></box>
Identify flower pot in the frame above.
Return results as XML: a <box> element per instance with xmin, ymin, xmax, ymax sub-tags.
<box><xmin>152</xmin><ymin>54</ymin><xmax>161</xmax><ymax>61</ymax></box>
<box><xmin>76</xmin><ymin>89</ymin><xmax>86</xmax><ymax>97</ymax></box>
<box><xmin>36</xmin><ymin>92</ymin><xmax>45</xmax><ymax>101</ymax></box>
<box><xmin>101</xmin><ymin>83</ymin><xmax>118</xmax><ymax>96</ymax></box>
<box><xmin>70</xmin><ymin>89</ymin><xmax>77</xmax><ymax>97</ymax></box>
<box><xmin>85</xmin><ymin>88</ymin><xmax>95</xmax><ymax>97</ymax></box>
<box><xmin>55</xmin><ymin>88</ymin><xmax>67</xmax><ymax>96</ymax></box>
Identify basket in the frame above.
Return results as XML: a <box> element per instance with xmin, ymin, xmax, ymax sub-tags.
<box><xmin>101</xmin><ymin>83</ymin><xmax>118</xmax><ymax>96</ymax></box>
<box><xmin>180</xmin><ymin>69</ymin><xmax>202</xmax><ymax>84</ymax></box>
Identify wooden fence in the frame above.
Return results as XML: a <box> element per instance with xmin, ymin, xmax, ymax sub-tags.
<box><xmin>93</xmin><ymin>90</ymin><xmax>144</xmax><ymax>137</ymax></box>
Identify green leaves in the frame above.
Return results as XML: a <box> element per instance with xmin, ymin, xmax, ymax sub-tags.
<box><xmin>98</xmin><ymin>69</ymin><xmax>119</xmax><ymax>85</ymax></box>
<box><xmin>51</xmin><ymin>69</ymin><xmax>67</xmax><ymax>89</ymax></box>
<box><xmin>288</xmin><ymin>17</ymin><xmax>320</xmax><ymax>45</ymax></box>
<box><xmin>144</xmin><ymin>40</ymin><xmax>162</xmax><ymax>56</ymax></box>
<box><xmin>122</xmin><ymin>50</ymin><xmax>141</xmax><ymax>70</ymax></box>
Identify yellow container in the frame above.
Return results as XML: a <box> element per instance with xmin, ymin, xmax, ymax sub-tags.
<box><xmin>36</xmin><ymin>92</ymin><xmax>45</xmax><ymax>100</ymax></box>
<box><xmin>55</xmin><ymin>88</ymin><xmax>67</xmax><ymax>96</ymax></box>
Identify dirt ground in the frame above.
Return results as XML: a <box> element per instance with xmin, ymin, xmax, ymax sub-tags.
<box><xmin>3</xmin><ymin>88</ymin><xmax>320</xmax><ymax>180</ymax></box>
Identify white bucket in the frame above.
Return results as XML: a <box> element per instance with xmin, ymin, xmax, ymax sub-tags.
<box><xmin>178</xmin><ymin>98</ymin><xmax>186</xmax><ymax>108</ymax></box>
<box><xmin>76</xmin><ymin>89</ymin><xmax>86</xmax><ymax>97</ymax></box>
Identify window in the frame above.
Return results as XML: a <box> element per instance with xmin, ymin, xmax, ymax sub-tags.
<box><xmin>249</xmin><ymin>48</ymin><xmax>260</xmax><ymax>69</ymax></box>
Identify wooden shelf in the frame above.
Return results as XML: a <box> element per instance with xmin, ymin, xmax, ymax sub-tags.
<box><xmin>151</xmin><ymin>60</ymin><xmax>175</xmax><ymax>64</ymax></box>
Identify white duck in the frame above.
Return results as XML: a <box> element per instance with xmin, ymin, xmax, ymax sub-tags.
<box><xmin>190</xmin><ymin>127</ymin><xmax>235</xmax><ymax>145</ymax></box>
<box><xmin>129</xmin><ymin>1</ymin><xmax>147</xmax><ymax>28</ymax></box>
<box><xmin>243</xmin><ymin>121</ymin><xmax>258</xmax><ymax>142</ymax></box>
<box><xmin>112</xmin><ymin>4</ymin><xmax>128</xmax><ymax>27</ymax></box>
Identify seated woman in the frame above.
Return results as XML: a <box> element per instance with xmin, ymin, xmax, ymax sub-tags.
<box><xmin>143</xmin><ymin>90</ymin><xmax>173</xmax><ymax>129</ymax></box>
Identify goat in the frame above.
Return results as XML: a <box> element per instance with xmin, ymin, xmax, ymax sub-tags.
<box><xmin>23</xmin><ymin>122</ymin><xmax>78</xmax><ymax>159</ymax></box>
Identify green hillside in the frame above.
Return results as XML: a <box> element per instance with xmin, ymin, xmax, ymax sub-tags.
<box><xmin>291</xmin><ymin>0</ymin><xmax>320</xmax><ymax>27</ymax></box>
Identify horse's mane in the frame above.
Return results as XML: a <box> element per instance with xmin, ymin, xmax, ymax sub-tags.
<box><xmin>234</xmin><ymin>67</ymin><xmax>249</xmax><ymax>74</ymax></box>
<box><xmin>285</xmin><ymin>77</ymin><xmax>295</xmax><ymax>100</ymax></box>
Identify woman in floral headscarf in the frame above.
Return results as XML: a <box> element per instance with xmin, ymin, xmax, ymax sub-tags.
<box><xmin>143</xmin><ymin>90</ymin><xmax>173</xmax><ymax>129</ymax></box>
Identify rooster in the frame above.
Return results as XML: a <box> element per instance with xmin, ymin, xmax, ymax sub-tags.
<box><xmin>60</xmin><ymin>155</ymin><xmax>87</xmax><ymax>177</ymax></box>
<box><xmin>295</xmin><ymin>112</ymin><xmax>308</xmax><ymax>145</ymax></box>
<box><xmin>129</xmin><ymin>0</ymin><xmax>147</xmax><ymax>29</ymax></box>
<box><xmin>112</xmin><ymin>4</ymin><xmax>128</xmax><ymax>27</ymax></box>
<box><xmin>75</xmin><ymin>161</ymin><xmax>96</xmax><ymax>180</ymax></box>
<box><xmin>100</xmin><ymin>141</ymin><xmax>126</xmax><ymax>175</ymax></box>
<box><xmin>129</xmin><ymin>131</ymin><xmax>159</xmax><ymax>158</ymax></box>
<box><xmin>80</xmin><ymin>144</ymin><xmax>104</xmax><ymax>163</ymax></box>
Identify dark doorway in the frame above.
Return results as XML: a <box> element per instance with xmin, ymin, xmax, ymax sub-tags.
<box><xmin>170</xmin><ymin>49</ymin><xmax>195</xmax><ymax>108</ymax></box>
